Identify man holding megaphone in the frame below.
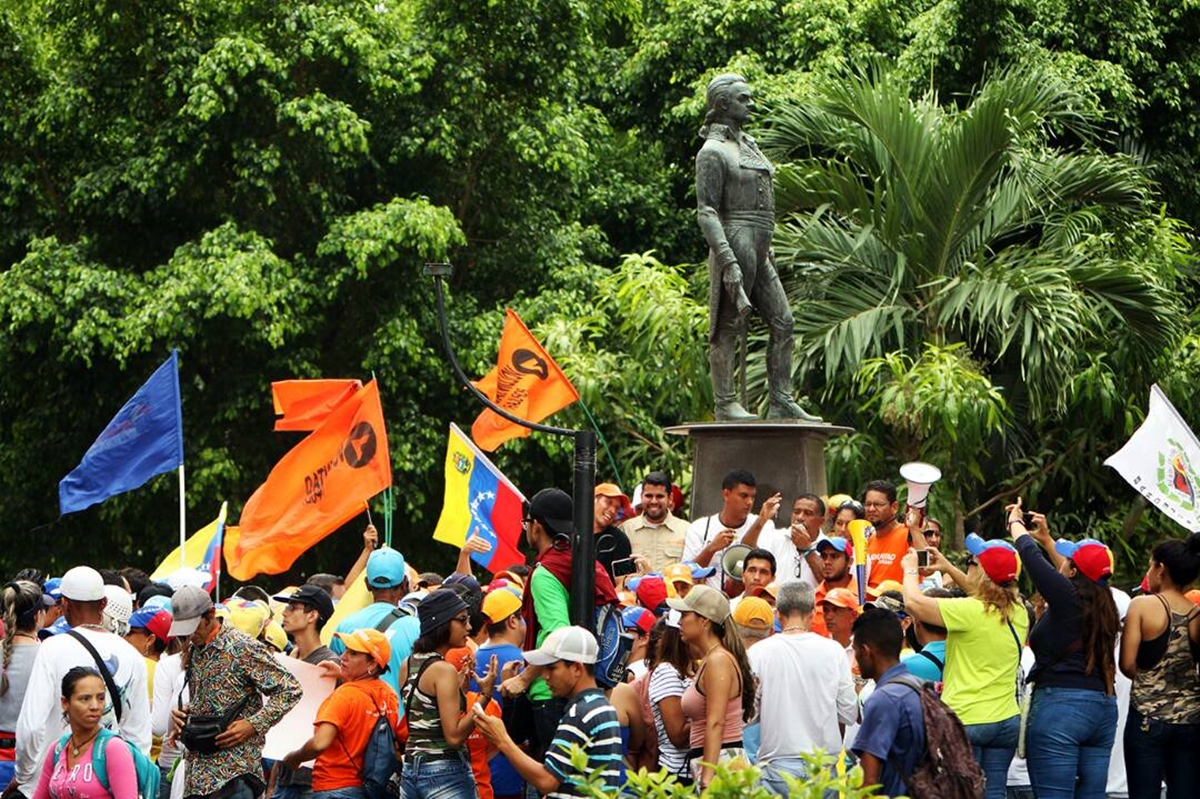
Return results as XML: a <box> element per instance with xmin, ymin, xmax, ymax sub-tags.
<box><xmin>863</xmin><ymin>478</ymin><xmax>930</xmax><ymax>590</ymax></box>
<box><xmin>682</xmin><ymin>469</ymin><xmax>781</xmax><ymax>594</ymax></box>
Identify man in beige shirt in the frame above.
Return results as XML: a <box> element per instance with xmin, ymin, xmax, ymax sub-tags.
<box><xmin>620</xmin><ymin>471</ymin><xmax>690</xmax><ymax>573</ymax></box>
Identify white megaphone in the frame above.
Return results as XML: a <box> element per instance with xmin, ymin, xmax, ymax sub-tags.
<box><xmin>721</xmin><ymin>544</ymin><xmax>752</xmax><ymax>580</ymax></box>
<box><xmin>899</xmin><ymin>461</ymin><xmax>942</xmax><ymax>508</ymax></box>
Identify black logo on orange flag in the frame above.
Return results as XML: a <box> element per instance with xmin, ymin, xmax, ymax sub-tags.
<box><xmin>343</xmin><ymin>422</ymin><xmax>377</xmax><ymax>468</ymax></box>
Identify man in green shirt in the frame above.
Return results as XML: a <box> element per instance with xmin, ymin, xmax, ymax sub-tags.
<box><xmin>501</xmin><ymin>488</ymin><xmax>617</xmax><ymax>760</ymax></box>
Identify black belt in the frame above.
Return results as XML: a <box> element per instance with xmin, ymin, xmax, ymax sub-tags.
<box><xmin>0</xmin><ymin>735</ymin><xmax>14</xmax><ymax>749</ymax></box>
<box><xmin>406</xmin><ymin>750</ymin><xmax>463</xmax><ymax>762</ymax></box>
<box><xmin>688</xmin><ymin>742</ymin><xmax>743</xmax><ymax>758</ymax></box>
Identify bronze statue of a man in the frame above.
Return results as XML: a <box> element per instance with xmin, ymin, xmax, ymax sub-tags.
<box><xmin>696</xmin><ymin>74</ymin><xmax>819</xmax><ymax>422</ymax></box>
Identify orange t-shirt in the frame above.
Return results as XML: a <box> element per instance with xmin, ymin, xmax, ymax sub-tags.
<box><xmin>312</xmin><ymin>678</ymin><xmax>402</xmax><ymax>791</ymax></box>
<box><xmin>463</xmin><ymin>691</ymin><xmax>502</xmax><ymax>799</ymax></box>
<box><xmin>812</xmin><ymin>576</ymin><xmax>859</xmax><ymax>637</ymax></box>
<box><xmin>866</xmin><ymin>524</ymin><xmax>909</xmax><ymax>587</ymax></box>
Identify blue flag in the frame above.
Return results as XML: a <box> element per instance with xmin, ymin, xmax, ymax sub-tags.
<box><xmin>59</xmin><ymin>351</ymin><xmax>184</xmax><ymax>515</ymax></box>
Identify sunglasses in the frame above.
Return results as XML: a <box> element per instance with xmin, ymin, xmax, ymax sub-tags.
<box><xmin>965</xmin><ymin>558</ymin><xmax>978</xmax><ymax>568</ymax></box>
<box><xmin>451</xmin><ymin>613</ymin><xmax>471</xmax><ymax>626</ymax></box>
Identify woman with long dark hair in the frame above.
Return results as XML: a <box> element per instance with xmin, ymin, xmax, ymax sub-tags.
<box><xmin>0</xmin><ymin>580</ymin><xmax>49</xmax><ymax>787</ymax></box>
<box><xmin>1009</xmin><ymin>502</ymin><xmax>1120</xmax><ymax>799</ymax></box>
<box><xmin>1119</xmin><ymin>532</ymin><xmax>1200</xmax><ymax>798</ymax></box>
<box><xmin>646</xmin><ymin>611</ymin><xmax>695</xmax><ymax>784</ymax></box>
<box><xmin>401</xmin><ymin>589</ymin><xmax>496</xmax><ymax>799</ymax></box>
<box><xmin>670</xmin><ymin>585</ymin><xmax>755</xmax><ymax>790</ymax></box>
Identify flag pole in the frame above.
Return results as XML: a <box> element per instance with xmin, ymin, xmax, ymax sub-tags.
<box><xmin>178</xmin><ymin>464</ymin><xmax>187</xmax><ymax>568</ymax></box>
<box><xmin>425</xmin><ymin>263</ymin><xmax>596</xmax><ymax>631</ymax></box>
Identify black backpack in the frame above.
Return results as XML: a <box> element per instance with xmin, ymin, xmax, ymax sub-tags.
<box><xmin>883</xmin><ymin>676</ymin><xmax>984</xmax><ymax>799</ymax></box>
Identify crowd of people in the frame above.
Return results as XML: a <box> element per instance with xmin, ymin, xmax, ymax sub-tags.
<box><xmin>1</xmin><ymin>467</ymin><xmax>1198</xmax><ymax>799</ymax></box>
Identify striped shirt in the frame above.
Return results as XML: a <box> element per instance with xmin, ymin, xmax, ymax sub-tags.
<box><xmin>545</xmin><ymin>688</ymin><xmax>622</xmax><ymax>798</ymax></box>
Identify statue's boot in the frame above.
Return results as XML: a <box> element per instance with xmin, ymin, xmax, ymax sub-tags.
<box><xmin>765</xmin><ymin>325</ymin><xmax>822</xmax><ymax>421</ymax></box>
<box><xmin>711</xmin><ymin>330</ymin><xmax>758</xmax><ymax>421</ymax></box>
<box><xmin>767</xmin><ymin>394</ymin><xmax>823</xmax><ymax>422</ymax></box>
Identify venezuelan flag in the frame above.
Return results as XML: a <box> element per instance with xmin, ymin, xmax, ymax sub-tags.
<box><xmin>151</xmin><ymin>502</ymin><xmax>226</xmax><ymax>592</ymax></box>
<box><xmin>432</xmin><ymin>423</ymin><xmax>526</xmax><ymax>572</ymax></box>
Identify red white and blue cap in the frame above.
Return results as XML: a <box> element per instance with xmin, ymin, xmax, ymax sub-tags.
<box><xmin>965</xmin><ymin>534</ymin><xmax>1021</xmax><ymax>585</ymax></box>
<box><xmin>815</xmin><ymin>535</ymin><xmax>853</xmax><ymax>559</ymax></box>
<box><xmin>621</xmin><ymin>606</ymin><xmax>656</xmax><ymax>635</ymax></box>
<box><xmin>1055</xmin><ymin>538</ymin><xmax>1114</xmax><ymax>584</ymax></box>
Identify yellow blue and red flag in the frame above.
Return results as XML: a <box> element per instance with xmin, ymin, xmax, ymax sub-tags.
<box><xmin>151</xmin><ymin>501</ymin><xmax>226</xmax><ymax>592</ymax></box>
<box><xmin>432</xmin><ymin>423</ymin><xmax>526</xmax><ymax>572</ymax></box>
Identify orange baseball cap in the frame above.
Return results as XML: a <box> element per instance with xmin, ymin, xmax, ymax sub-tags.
<box><xmin>334</xmin><ymin>628</ymin><xmax>392</xmax><ymax>671</ymax></box>
<box><xmin>595</xmin><ymin>482</ymin><xmax>634</xmax><ymax>519</ymax></box>
<box><xmin>821</xmin><ymin>587</ymin><xmax>862</xmax><ymax>613</ymax></box>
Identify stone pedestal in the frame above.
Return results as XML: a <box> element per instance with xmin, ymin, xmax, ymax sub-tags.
<box><xmin>665</xmin><ymin>421</ymin><xmax>853</xmax><ymax>519</ymax></box>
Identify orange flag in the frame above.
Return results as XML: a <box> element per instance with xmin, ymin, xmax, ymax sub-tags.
<box><xmin>227</xmin><ymin>380</ymin><xmax>391</xmax><ymax>580</ymax></box>
<box><xmin>472</xmin><ymin>309</ymin><xmax>579</xmax><ymax>451</ymax></box>
<box><xmin>272</xmin><ymin>379</ymin><xmax>362</xmax><ymax>432</ymax></box>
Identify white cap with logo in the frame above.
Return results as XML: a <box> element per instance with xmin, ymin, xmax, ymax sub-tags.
<box><xmin>522</xmin><ymin>625</ymin><xmax>598</xmax><ymax>666</ymax></box>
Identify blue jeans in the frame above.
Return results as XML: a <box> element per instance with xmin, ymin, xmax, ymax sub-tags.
<box><xmin>759</xmin><ymin>758</ymin><xmax>809</xmax><ymax>796</ymax></box>
<box><xmin>272</xmin><ymin>784</ymin><xmax>312</xmax><ymax>799</ymax></box>
<box><xmin>1123</xmin><ymin>704</ymin><xmax>1200</xmax><ymax>799</ymax></box>
<box><xmin>965</xmin><ymin>715</ymin><xmax>1019</xmax><ymax>799</ymax></box>
<box><xmin>1026</xmin><ymin>687</ymin><xmax>1117</xmax><ymax>798</ymax></box>
<box><xmin>312</xmin><ymin>790</ymin><xmax>363</xmax><ymax>799</ymax></box>
<box><xmin>400</xmin><ymin>754</ymin><xmax>475</xmax><ymax>799</ymax></box>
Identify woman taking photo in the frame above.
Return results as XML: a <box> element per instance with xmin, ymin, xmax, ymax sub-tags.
<box><xmin>0</xmin><ymin>580</ymin><xmax>50</xmax><ymax>787</ymax></box>
<box><xmin>1009</xmin><ymin>502</ymin><xmax>1120</xmax><ymax>799</ymax></box>
<box><xmin>902</xmin><ymin>535</ymin><xmax>1028</xmax><ymax>799</ymax></box>
<box><xmin>1119</xmin><ymin>532</ymin><xmax>1200</xmax><ymax>798</ymax></box>
<box><xmin>283</xmin><ymin>628</ymin><xmax>403</xmax><ymax>799</ymax></box>
<box><xmin>669</xmin><ymin>585</ymin><xmax>754</xmax><ymax>790</ymax></box>
<box><xmin>32</xmin><ymin>667</ymin><xmax>136</xmax><ymax>799</ymax></box>
<box><xmin>402</xmin><ymin>589</ymin><xmax>496</xmax><ymax>799</ymax></box>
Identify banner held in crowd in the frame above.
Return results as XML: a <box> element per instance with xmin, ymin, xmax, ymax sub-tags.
<box><xmin>471</xmin><ymin>309</ymin><xmax>579</xmax><ymax>451</ymax></box>
<box><xmin>1105</xmin><ymin>383</ymin><xmax>1200</xmax><ymax>532</ymax></box>
<box><xmin>59</xmin><ymin>350</ymin><xmax>185</xmax><ymax>516</ymax></box>
<box><xmin>228</xmin><ymin>379</ymin><xmax>392</xmax><ymax>580</ymax></box>
<box><xmin>151</xmin><ymin>501</ymin><xmax>227</xmax><ymax>592</ymax></box>
<box><xmin>433</xmin><ymin>422</ymin><xmax>526</xmax><ymax>572</ymax></box>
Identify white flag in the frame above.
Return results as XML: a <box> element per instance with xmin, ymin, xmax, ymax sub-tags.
<box><xmin>1104</xmin><ymin>384</ymin><xmax>1200</xmax><ymax>532</ymax></box>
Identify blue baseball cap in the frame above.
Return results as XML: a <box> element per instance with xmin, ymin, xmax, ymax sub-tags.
<box><xmin>44</xmin><ymin>578</ymin><xmax>62</xmax><ymax>600</ymax></box>
<box><xmin>366</xmin><ymin>546</ymin><xmax>408</xmax><ymax>589</ymax></box>
<box><xmin>684</xmin><ymin>562</ymin><xmax>716</xmax><ymax>580</ymax></box>
<box><xmin>815</xmin><ymin>535</ymin><xmax>854</xmax><ymax>558</ymax></box>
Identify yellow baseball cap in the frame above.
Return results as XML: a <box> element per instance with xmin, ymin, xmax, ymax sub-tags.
<box><xmin>663</xmin><ymin>563</ymin><xmax>694</xmax><ymax>586</ymax></box>
<box><xmin>482</xmin><ymin>586</ymin><xmax>522</xmax><ymax>625</ymax></box>
<box><xmin>731</xmin><ymin>597</ymin><xmax>774</xmax><ymax>631</ymax></box>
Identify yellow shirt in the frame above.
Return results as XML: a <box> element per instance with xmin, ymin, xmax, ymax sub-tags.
<box><xmin>937</xmin><ymin>597</ymin><xmax>1029</xmax><ymax>725</ymax></box>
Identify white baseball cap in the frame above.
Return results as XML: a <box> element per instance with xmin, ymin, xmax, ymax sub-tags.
<box><xmin>59</xmin><ymin>567</ymin><xmax>105</xmax><ymax>602</ymax></box>
<box><xmin>522</xmin><ymin>625</ymin><xmax>598</xmax><ymax>666</ymax></box>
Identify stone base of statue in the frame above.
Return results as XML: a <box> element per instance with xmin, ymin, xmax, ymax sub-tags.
<box><xmin>665</xmin><ymin>420</ymin><xmax>854</xmax><ymax>519</ymax></box>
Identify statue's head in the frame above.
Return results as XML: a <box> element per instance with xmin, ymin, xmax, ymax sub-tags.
<box><xmin>705</xmin><ymin>74</ymin><xmax>753</xmax><ymax>125</ymax></box>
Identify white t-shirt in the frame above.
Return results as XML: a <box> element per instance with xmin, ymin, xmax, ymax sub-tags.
<box><xmin>748</xmin><ymin>631</ymin><xmax>858</xmax><ymax>759</ymax></box>
<box><xmin>648</xmin><ymin>663</ymin><xmax>691</xmax><ymax>776</ymax></box>
<box><xmin>682</xmin><ymin>513</ymin><xmax>765</xmax><ymax>589</ymax></box>
<box><xmin>757</xmin><ymin>526</ymin><xmax>820</xmax><ymax>588</ymax></box>
<box><xmin>16</xmin><ymin>627</ymin><xmax>151</xmax><ymax>789</ymax></box>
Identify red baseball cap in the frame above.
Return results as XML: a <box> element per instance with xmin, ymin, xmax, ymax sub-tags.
<box><xmin>1055</xmin><ymin>538</ymin><xmax>1114</xmax><ymax>584</ymax></box>
<box><xmin>966</xmin><ymin>534</ymin><xmax>1021</xmax><ymax>585</ymax></box>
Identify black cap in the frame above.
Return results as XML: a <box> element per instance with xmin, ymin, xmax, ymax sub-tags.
<box><xmin>273</xmin><ymin>584</ymin><xmax>335</xmax><ymax>625</ymax></box>
<box><xmin>529</xmin><ymin>488</ymin><xmax>573</xmax><ymax>537</ymax></box>
<box><xmin>418</xmin><ymin>588</ymin><xmax>469</xmax><ymax>638</ymax></box>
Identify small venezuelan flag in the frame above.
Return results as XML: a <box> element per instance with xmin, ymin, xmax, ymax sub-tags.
<box><xmin>432</xmin><ymin>423</ymin><xmax>526</xmax><ymax>572</ymax></box>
